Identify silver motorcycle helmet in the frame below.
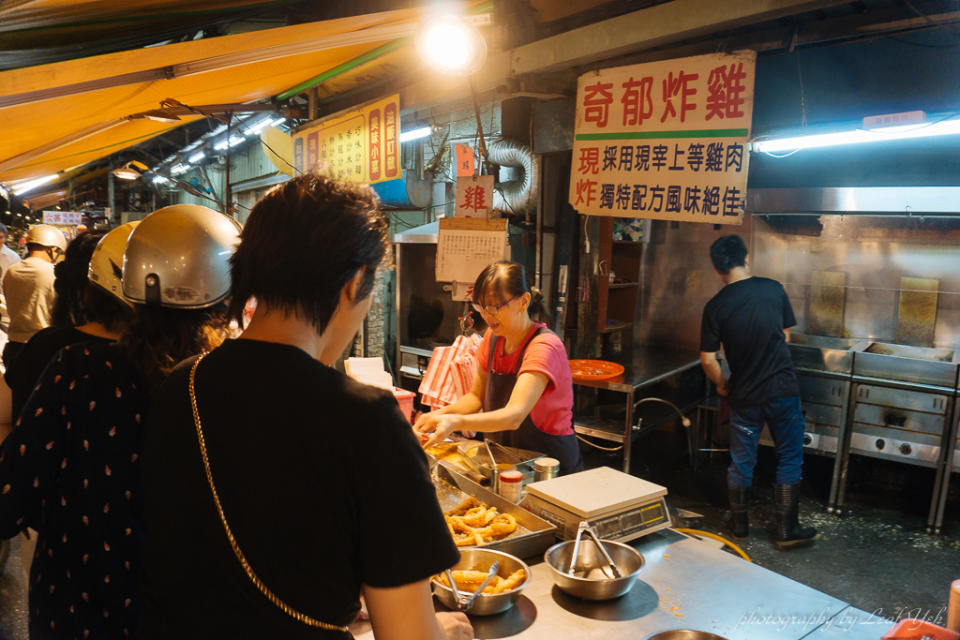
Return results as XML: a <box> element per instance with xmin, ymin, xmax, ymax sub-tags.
<box><xmin>88</xmin><ymin>221</ymin><xmax>139</xmax><ymax>304</ymax></box>
<box><xmin>121</xmin><ymin>204</ymin><xmax>241</xmax><ymax>308</ymax></box>
<box><xmin>25</xmin><ymin>224</ymin><xmax>67</xmax><ymax>252</ymax></box>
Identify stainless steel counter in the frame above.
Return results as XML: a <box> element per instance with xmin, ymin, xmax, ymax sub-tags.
<box><xmin>351</xmin><ymin>529</ymin><xmax>889</xmax><ymax>640</ymax></box>
<box><xmin>572</xmin><ymin>346</ymin><xmax>703</xmax><ymax>472</ymax></box>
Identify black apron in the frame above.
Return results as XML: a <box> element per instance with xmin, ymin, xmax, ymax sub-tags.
<box><xmin>483</xmin><ymin>326</ymin><xmax>583</xmax><ymax>475</ymax></box>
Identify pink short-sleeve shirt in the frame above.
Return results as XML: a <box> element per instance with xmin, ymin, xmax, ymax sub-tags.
<box><xmin>476</xmin><ymin>323</ymin><xmax>574</xmax><ymax>436</ymax></box>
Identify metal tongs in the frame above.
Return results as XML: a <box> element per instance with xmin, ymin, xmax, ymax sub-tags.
<box><xmin>567</xmin><ymin>521</ymin><xmax>622</xmax><ymax>579</ymax></box>
<box><xmin>444</xmin><ymin>561</ymin><xmax>500</xmax><ymax>611</ymax></box>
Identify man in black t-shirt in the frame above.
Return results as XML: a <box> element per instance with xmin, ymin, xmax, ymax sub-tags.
<box><xmin>700</xmin><ymin>234</ymin><xmax>816</xmax><ymax>549</ymax></box>
<box><xmin>139</xmin><ymin>175</ymin><xmax>472</xmax><ymax>639</ymax></box>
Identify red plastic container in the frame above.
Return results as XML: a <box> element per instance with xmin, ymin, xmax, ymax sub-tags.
<box><xmin>882</xmin><ymin>619</ymin><xmax>960</xmax><ymax>640</ymax></box>
<box><xmin>392</xmin><ymin>387</ymin><xmax>415</xmax><ymax>423</ymax></box>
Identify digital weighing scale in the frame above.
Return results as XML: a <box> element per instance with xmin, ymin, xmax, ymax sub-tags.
<box><xmin>523</xmin><ymin>466</ymin><xmax>672</xmax><ymax>542</ymax></box>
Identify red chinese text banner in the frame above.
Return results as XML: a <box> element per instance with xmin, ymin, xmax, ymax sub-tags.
<box><xmin>292</xmin><ymin>94</ymin><xmax>400</xmax><ymax>185</ymax></box>
<box><xmin>568</xmin><ymin>51</ymin><xmax>756</xmax><ymax>224</ymax></box>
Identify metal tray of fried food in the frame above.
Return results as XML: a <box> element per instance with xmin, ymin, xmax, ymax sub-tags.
<box><xmin>433</xmin><ymin>462</ymin><xmax>557</xmax><ymax>561</ymax></box>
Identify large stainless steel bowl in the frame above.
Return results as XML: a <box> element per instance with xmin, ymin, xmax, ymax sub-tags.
<box><xmin>544</xmin><ymin>538</ymin><xmax>644</xmax><ymax>600</ymax></box>
<box><xmin>645</xmin><ymin>632</ymin><xmax>730</xmax><ymax>640</ymax></box>
<box><xmin>432</xmin><ymin>548</ymin><xmax>531</xmax><ymax>616</ymax></box>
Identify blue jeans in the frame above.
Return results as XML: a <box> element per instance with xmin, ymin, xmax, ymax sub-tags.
<box><xmin>728</xmin><ymin>395</ymin><xmax>805</xmax><ymax>489</ymax></box>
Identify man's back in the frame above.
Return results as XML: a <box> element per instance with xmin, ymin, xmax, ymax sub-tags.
<box><xmin>700</xmin><ymin>276</ymin><xmax>799</xmax><ymax>408</ymax></box>
<box><xmin>3</xmin><ymin>256</ymin><xmax>57</xmax><ymax>343</ymax></box>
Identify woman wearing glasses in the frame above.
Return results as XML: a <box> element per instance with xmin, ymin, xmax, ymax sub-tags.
<box><xmin>416</xmin><ymin>261</ymin><xmax>582</xmax><ymax>475</ymax></box>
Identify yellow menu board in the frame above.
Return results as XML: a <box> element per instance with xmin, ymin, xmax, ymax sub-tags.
<box><xmin>292</xmin><ymin>94</ymin><xmax>400</xmax><ymax>184</ymax></box>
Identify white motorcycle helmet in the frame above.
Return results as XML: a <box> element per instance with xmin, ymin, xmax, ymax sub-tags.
<box><xmin>88</xmin><ymin>221</ymin><xmax>139</xmax><ymax>304</ymax></box>
<box><xmin>121</xmin><ymin>205</ymin><xmax>241</xmax><ymax>308</ymax></box>
<box><xmin>25</xmin><ymin>224</ymin><xmax>67</xmax><ymax>253</ymax></box>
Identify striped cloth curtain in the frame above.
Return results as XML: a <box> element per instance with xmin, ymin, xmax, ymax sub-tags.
<box><xmin>418</xmin><ymin>333</ymin><xmax>484</xmax><ymax>410</ymax></box>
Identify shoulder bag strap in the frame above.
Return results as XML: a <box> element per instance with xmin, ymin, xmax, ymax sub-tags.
<box><xmin>189</xmin><ymin>353</ymin><xmax>348</xmax><ymax>633</ymax></box>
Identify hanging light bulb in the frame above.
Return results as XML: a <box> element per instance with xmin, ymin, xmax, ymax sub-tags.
<box><xmin>416</xmin><ymin>15</ymin><xmax>487</xmax><ymax>75</ymax></box>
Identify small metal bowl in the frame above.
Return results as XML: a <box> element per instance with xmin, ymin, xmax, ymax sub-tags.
<box><xmin>432</xmin><ymin>548</ymin><xmax>531</xmax><ymax>616</ymax></box>
<box><xmin>645</xmin><ymin>632</ymin><xmax>730</xmax><ymax>640</ymax></box>
<box><xmin>544</xmin><ymin>538</ymin><xmax>644</xmax><ymax>600</ymax></box>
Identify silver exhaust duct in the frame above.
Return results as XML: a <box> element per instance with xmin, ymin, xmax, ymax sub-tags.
<box><xmin>487</xmin><ymin>138</ymin><xmax>539</xmax><ymax>214</ymax></box>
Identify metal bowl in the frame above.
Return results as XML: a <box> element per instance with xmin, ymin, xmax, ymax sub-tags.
<box><xmin>544</xmin><ymin>538</ymin><xmax>644</xmax><ymax>600</ymax></box>
<box><xmin>432</xmin><ymin>548</ymin><xmax>531</xmax><ymax>616</ymax></box>
<box><xmin>645</xmin><ymin>632</ymin><xmax>730</xmax><ymax>640</ymax></box>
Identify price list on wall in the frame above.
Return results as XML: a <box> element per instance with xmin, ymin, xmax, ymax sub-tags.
<box><xmin>293</xmin><ymin>94</ymin><xmax>399</xmax><ymax>185</ymax></box>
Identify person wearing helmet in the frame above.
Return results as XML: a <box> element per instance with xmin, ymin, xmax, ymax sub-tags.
<box><xmin>5</xmin><ymin>224</ymin><xmax>138</xmax><ymax>421</ymax></box>
<box><xmin>0</xmin><ymin>205</ymin><xmax>238</xmax><ymax>640</ymax></box>
<box><xmin>0</xmin><ymin>222</ymin><xmax>21</xmax><ymax>279</ymax></box>
<box><xmin>139</xmin><ymin>174</ymin><xmax>472</xmax><ymax>640</ymax></box>
<box><xmin>0</xmin><ymin>224</ymin><xmax>67</xmax><ymax>369</ymax></box>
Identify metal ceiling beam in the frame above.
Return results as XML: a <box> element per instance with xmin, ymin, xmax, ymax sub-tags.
<box><xmin>403</xmin><ymin>0</ymin><xmax>854</xmax><ymax>109</ymax></box>
<box><xmin>497</xmin><ymin>0</ymin><xmax>855</xmax><ymax>78</ymax></box>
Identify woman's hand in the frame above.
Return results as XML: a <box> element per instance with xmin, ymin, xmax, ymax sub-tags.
<box><xmin>416</xmin><ymin>413</ymin><xmax>465</xmax><ymax>449</ymax></box>
<box><xmin>436</xmin><ymin>612</ymin><xmax>473</xmax><ymax>640</ymax></box>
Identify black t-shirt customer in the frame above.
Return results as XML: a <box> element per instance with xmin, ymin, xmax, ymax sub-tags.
<box><xmin>139</xmin><ymin>174</ymin><xmax>472</xmax><ymax>640</ymax></box>
<box><xmin>141</xmin><ymin>340</ymin><xmax>457</xmax><ymax>637</ymax></box>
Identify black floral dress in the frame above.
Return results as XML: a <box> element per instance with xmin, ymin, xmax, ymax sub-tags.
<box><xmin>0</xmin><ymin>342</ymin><xmax>148</xmax><ymax>639</ymax></box>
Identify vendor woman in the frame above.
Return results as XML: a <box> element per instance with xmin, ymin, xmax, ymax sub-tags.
<box><xmin>416</xmin><ymin>261</ymin><xmax>583</xmax><ymax>474</ymax></box>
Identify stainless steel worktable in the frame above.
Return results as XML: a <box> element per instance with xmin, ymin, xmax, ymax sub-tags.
<box><xmin>573</xmin><ymin>346</ymin><xmax>702</xmax><ymax>471</ymax></box>
<box><xmin>352</xmin><ymin>529</ymin><xmax>888</xmax><ymax>640</ymax></box>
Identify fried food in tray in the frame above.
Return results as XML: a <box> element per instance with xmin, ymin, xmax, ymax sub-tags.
<box><xmin>425</xmin><ymin>441</ymin><xmax>464</xmax><ymax>463</ymax></box>
<box><xmin>434</xmin><ymin>568</ymin><xmax>528</xmax><ymax>595</ymax></box>
<box><xmin>444</xmin><ymin>497</ymin><xmax>518</xmax><ymax>547</ymax></box>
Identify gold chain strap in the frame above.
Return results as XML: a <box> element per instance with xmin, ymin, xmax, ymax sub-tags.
<box><xmin>188</xmin><ymin>353</ymin><xmax>349</xmax><ymax>633</ymax></box>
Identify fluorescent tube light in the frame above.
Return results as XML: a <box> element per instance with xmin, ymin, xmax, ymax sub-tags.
<box><xmin>170</xmin><ymin>163</ymin><xmax>191</xmax><ymax>176</ymax></box>
<box><xmin>188</xmin><ymin>151</ymin><xmax>205</xmax><ymax>163</ymax></box>
<box><xmin>243</xmin><ymin>118</ymin><xmax>273</xmax><ymax>136</ymax></box>
<box><xmin>753</xmin><ymin>118</ymin><xmax>960</xmax><ymax>154</ymax></box>
<box><xmin>399</xmin><ymin>126</ymin><xmax>432</xmax><ymax>143</ymax></box>
<box><xmin>213</xmin><ymin>135</ymin><xmax>245</xmax><ymax>150</ymax></box>
<box><xmin>12</xmin><ymin>174</ymin><xmax>58</xmax><ymax>196</ymax></box>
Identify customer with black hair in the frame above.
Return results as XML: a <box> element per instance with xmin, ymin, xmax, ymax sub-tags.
<box><xmin>139</xmin><ymin>174</ymin><xmax>472</xmax><ymax>640</ymax></box>
<box><xmin>0</xmin><ymin>205</ymin><xmax>238</xmax><ymax>639</ymax></box>
<box><xmin>416</xmin><ymin>261</ymin><xmax>582</xmax><ymax>475</ymax></box>
<box><xmin>5</xmin><ymin>226</ymin><xmax>136</xmax><ymax>420</ymax></box>
<box><xmin>700</xmin><ymin>233</ymin><xmax>816</xmax><ymax>549</ymax></box>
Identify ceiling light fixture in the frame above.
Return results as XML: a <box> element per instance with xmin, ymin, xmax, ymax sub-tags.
<box><xmin>753</xmin><ymin>118</ymin><xmax>960</xmax><ymax>154</ymax></box>
<box><xmin>188</xmin><ymin>151</ymin><xmax>206</xmax><ymax>163</ymax></box>
<box><xmin>12</xmin><ymin>174</ymin><xmax>59</xmax><ymax>196</ymax></box>
<box><xmin>399</xmin><ymin>126</ymin><xmax>432</xmax><ymax>143</ymax></box>
<box><xmin>112</xmin><ymin>161</ymin><xmax>149</xmax><ymax>181</ymax></box>
<box><xmin>416</xmin><ymin>15</ymin><xmax>487</xmax><ymax>75</ymax></box>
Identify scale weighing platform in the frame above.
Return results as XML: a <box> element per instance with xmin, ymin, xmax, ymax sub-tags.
<box><xmin>523</xmin><ymin>466</ymin><xmax>672</xmax><ymax>542</ymax></box>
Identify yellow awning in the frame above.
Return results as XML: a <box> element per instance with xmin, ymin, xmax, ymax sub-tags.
<box><xmin>0</xmin><ymin>6</ymin><xmax>431</xmax><ymax>185</ymax></box>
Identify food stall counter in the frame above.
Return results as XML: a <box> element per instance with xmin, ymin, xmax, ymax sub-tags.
<box><xmin>353</xmin><ymin>528</ymin><xmax>888</xmax><ymax>640</ymax></box>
